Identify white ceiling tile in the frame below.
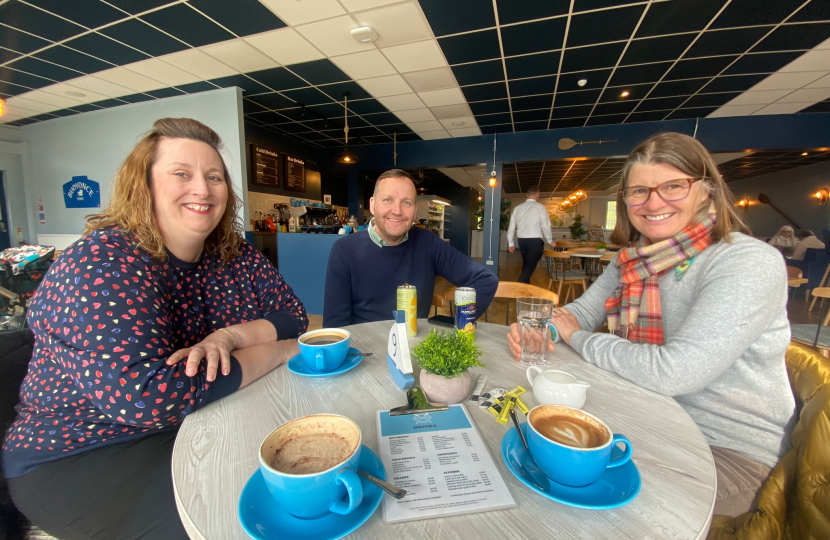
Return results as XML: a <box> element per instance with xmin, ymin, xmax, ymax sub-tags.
<box><xmin>439</xmin><ymin>115</ymin><xmax>477</xmax><ymax>129</ymax></box>
<box><xmin>354</xmin><ymin>2</ymin><xmax>432</xmax><ymax>48</ymax></box>
<box><xmin>94</xmin><ymin>67</ymin><xmax>166</xmax><ymax>93</ymax></box>
<box><xmin>296</xmin><ymin>16</ymin><xmax>376</xmax><ymax>57</ymax></box>
<box><xmin>57</xmin><ymin>76</ymin><xmax>133</xmax><ymax>99</ymax></box>
<box><xmin>806</xmin><ymin>73</ymin><xmax>830</xmax><ymax>88</ymax></box>
<box><xmin>751</xmin><ymin>102</ymin><xmax>812</xmax><ymax>115</ymax></box>
<box><xmin>23</xmin><ymin>89</ymin><xmax>86</xmax><ymax>109</ymax></box>
<box><xmin>357</xmin><ymin>74</ymin><xmax>412</xmax><ymax>97</ymax></box>
<box><xmin>382</xmin><ymin>40</ymin><xmax>447</xmax><ymax>73</ymax></box>
<box><xmin>418</xmin><ymin>87</ymin><xmax>465</xmax><ymax>107</ymax></box>
<box><xmin>332</xmin><ymin>50</ymin><xmax>396</xmax><ymax>80</ymax></box>
<box><xmin>377</xmin><ymin>93</ymin><xmax>425</xmax><ymax>111</ymax></box>
<box><xmin>259</xmin><ymin>0</ymin><xmax>346</xmax><ymax>26</ymax></box>
<box><xmin>815</xmin><ymin>37</ymin><xmax>830</xmax><ymax>50</ymax></box>
<box><xmin>749</xmin><ymin>72</ymin><xmax>827</xmax><ymax>91</ymax></box>
<box><xmin>775</xmin><ymin>87</ymin><xmax>830</xmax><ymax>103</ymax></box>
<box><xmin>245</xmin><ymin>28</ymin><xmax>324</xmax><ymax>66</ymax></box>
<box><xmin>706</xmin><ymin>104</ymin><xmax>765</xmax><ymax>117</ymax></box>
<box><xmin>394</xmin><ymin>108</ymin><xmax>435</xmax><ymax>122</ymax></box>
<box><xmin>126</xmin><ymin>59</ymin><xmax>200</xmax><ymax>87</ymax></box>
<box><xmin>408</xmin><ymin>119</ymin><xmax>442</xmax><ymax>131</ymax></box>
<box><xmin>4</xmin><ymin>96</ymin><xmax>57</xmax><ymax>114</ymax></box>
<box><xmin>402</xmin><ymin>67</ymin><xmax>457</xmax><ymax>92</ymax></box>
<box><xmin>203</xmin><ymin>39</ymin><xmax>278</xmax><ymax>73</ymax></box>
<box><xmin>340</xmin><ymin>0</ymin><xmax>400</xmax><ymax>11</ymax></box>
<box><xmin>431</xmin><ymin>103</ymin><xmax>472</xmax><ymax>119</ymax></box>
<box><xmin>448</xmin><ymin>127</ymin><xmax>483</xmax><ymax>138</ymax></box>
<box><xmin>163</xmin><ymin>48</ymin><xmax>237</xmax><ymax>80</ymax></box>
<box><xmin>726</xmin><ymin>89</ymin><xmax>793</xmax><ymax>106</ymax></box>
<box><xmin>417</xmin><ymin>130</ymin><xmax>451</xmax><ymax>140</ymax></box>
<box><xmin>781</xmin><ymin>50</ymin><xmax>830</xmax><ymax>73</ymax></box>
<box><xmin>0</xmin><ymin>112</ymin><xmax>27</xmax><ymax>123</ymax></box>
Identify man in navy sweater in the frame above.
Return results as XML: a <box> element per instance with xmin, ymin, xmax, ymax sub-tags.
<box><xmin>324</xmin><ymin>170</ymin><xmax>498</xmax><ymax>327</ymax></box>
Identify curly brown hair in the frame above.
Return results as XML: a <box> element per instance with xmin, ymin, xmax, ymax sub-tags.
<box><xmin>84</xmin><ymin>118</ymin><xmax>244</xmax><ymax>262</ymax></box>
<box><xmin>610</xmin><ymin>132</ymin><xmax>751</xmax><ymax>246</ymax></box>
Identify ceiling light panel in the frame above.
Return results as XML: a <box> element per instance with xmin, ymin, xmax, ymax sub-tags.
<box><xmin>332</xmin><ymin>50</ymin><xmax>397</xmax><ymax>80</ymax></box>
<box><xmin>296</xmin><ymin>16</ymin><xmax>376</xmax><ymax>57</ymax></box>
<box><xmin>244</xmin><ymin>28</ymin><xmax>324</xmax><ymax>66</ymax></box>
<box><xmin>354</xmin><ymin>3</ymin><xmax>432</xmax><ymax>48</ymax></box>
<box><xmin>259</xmin><ymin>0</ymin><xmax>345</xmax><ymax>26</ymax></box>
<box><xmin>382</xmin><ymin>40</ymin><xmax>447</xmax><ymax>73</ymax></box>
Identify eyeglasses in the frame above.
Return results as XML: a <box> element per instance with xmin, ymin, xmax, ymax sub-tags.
<box><xmin>620</xmin><ymin>177</ymin><xmax>703</xmax><ymax>207</ymax></box>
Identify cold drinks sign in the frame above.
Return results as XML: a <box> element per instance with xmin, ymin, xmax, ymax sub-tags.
<box><xmin>63</xmin><ymin>175</ymin><xmax>101</xmax><ymax>208</ymax></box>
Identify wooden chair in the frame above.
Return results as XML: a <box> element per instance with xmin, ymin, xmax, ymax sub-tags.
<box><xmin>484</xmin><ymin>281</ymin><xmax>558</xmax><ymax>325</ymax></box>
<box><xmin>790</xmin><ymin>288</ymin><xmax>830</xmax><ymax>355</ymax></box>
<box><xmin>544</xmin><ymin>250</ymin><xmax>588</xmax><ymax>305</ymax></box>
<box><xmin>787</xmin><ymin>266</ymin><xmax>808</xmax><ymax>301</ymax></box>
<box><xmin>556</xmin><ymin>240</ymin><xmax>577</xmax><ymax>250</ymax></box>
<box><xmin>431</xmin><ymin>292</ymin><xmax>446</xmax><ymax>316</ymax></box>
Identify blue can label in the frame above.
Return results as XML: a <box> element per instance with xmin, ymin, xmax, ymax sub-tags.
<box><xmin>454</xmin><ymin>287</ymin><xmax>476</xmax><ymax>339</ymax></box>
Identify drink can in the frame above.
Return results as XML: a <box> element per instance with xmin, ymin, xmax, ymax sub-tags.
<box><xmin>397</xmin><ymin>284</ymin><xmax>417</xmax><ymax>337</ymax></box>
<box><xmin>454</xmin><ymin>287</ymin><xmax>476</xmax><ymax>340</ymax></box>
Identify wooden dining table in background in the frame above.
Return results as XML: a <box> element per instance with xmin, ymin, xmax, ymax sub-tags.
<box><xmin>172</xmin><ymin>320</ymin><xmax>716</xmax><ymax>540</ymax></box>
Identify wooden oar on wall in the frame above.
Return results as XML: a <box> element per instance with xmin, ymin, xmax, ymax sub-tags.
<box><xmin>758</xmin><ymin>193</ymin><xmax>801</xmax><ymax>229</ymax></box>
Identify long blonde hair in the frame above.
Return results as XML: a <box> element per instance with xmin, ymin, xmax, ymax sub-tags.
<box><xmin>610</xmin><ymin>132</ymin><xmax>750</xmax><ymax>245</ymax></box>
<box><xmin>85</xmin><ymin>118</ymin><xmax>243</xmax><ymax>262</ymax></box>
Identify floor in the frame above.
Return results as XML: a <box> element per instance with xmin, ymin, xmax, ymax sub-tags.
<box><xmin>308</xmin><ymin>250</ymin><xmax>819</xmax><ymax>331</ymax></box>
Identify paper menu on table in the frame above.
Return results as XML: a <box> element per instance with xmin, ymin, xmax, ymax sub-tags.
<box><xmin>377</xmin><ymin>404</ymin><xmax>516</xmax><ymax>523</ymax></box>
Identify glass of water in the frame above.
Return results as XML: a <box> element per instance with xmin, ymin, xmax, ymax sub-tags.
<box><xmin>516</xmin><ymin>297</ymin><xmax>553</xmax><ymax>366</ymax></box>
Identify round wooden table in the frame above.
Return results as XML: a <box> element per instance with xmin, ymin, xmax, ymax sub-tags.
<box><xmin>172</xmin><ymin>320</ymin><xmax>716</xmax><ymax>540</ymax></box>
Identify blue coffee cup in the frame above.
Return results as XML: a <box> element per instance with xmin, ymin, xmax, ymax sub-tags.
<box><xmin>527</xmin><ymin>404</ymin><xmax>632</xmax><ymax>487</ymax></box>
<box><xmin>298</xmin><ymin>328</ymin><xmax>351</xmax><ymax>372</ymax></box>
<box><xmin>259</xmin><ymin>414</ymin><xmax>364</xmax><ymax>519</ymax></box>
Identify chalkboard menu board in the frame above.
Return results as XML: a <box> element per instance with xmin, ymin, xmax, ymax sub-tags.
<box><xmin>253</xmin><ymin>145</ymin><xmax>279</xmax><ymax>188</ymax></box>
<box><xmin>284</xmin><ymin>155</ymin><xmax>306</xmax><ymax>192</ymax></box>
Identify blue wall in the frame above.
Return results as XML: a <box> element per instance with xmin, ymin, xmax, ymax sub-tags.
<box><xmin>277</xmin><ymin>232</ymin><xmax>342</xmax><ymax>315</ymax></box>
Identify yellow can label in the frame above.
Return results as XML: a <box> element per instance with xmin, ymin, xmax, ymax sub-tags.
<box><xmin>397</xmin><ymin>285</ymin><xmax>417</xmax><ymax>337</ymax></box>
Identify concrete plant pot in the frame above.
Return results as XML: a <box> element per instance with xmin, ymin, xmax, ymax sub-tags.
<box><xmin>419</xmin><ymin>370</ymin><xmax>473</xmax><ymax>404</ymax></box>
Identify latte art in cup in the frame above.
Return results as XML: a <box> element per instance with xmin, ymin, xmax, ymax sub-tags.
<box><xmin>530</xmin><ymin>408</ymin><xmax>609</xmax><ymax>449</ymax></box>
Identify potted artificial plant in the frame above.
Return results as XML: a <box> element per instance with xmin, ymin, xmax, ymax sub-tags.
<box><xmin>569</xmin><ymin>213</ymin><xmax>586</xmax><ymax>242</ymax></box>
<box><xmin>412</xmin><ymin>329</ymin><xmax>484</xmax><ymax>404</ymax></box>
<box><xmin>596</xmin><ymin>242</ymin><xmax>607</xmax><ymax>254</ymax></box>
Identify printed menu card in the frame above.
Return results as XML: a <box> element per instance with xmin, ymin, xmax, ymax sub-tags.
<box><xmin>376</xmin><ymin>404</ymin><xmax>516</xmax><ymax>523</ymax></box>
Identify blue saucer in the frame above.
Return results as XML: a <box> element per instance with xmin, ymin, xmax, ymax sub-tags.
<box><xmin>501</xmin><ymin>424</ymin><xmax>640</xmax><ymax>510</ymax></box>
<box><xmin>287</xmin><ymin>347</ymin><xmax>364</xmax><ymax>378</ymax></box>
<box><xmin>239</xmin><ymin>445</ymin><xmax>385</xmax><ymax>540</ymax></box>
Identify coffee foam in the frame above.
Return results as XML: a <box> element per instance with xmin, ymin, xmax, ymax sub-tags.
<box><xmin>262</xmin><ymin>415</ymin><xmax>360</xmax><ymax>475</ymax></box>
<box><xmin>530</xmin><ymin>406</ymin><xmax>609</xmax><ymax>449</ymax></box>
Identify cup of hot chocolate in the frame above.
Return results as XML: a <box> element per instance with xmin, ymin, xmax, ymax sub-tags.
<box><xmin>298</xmin><ymin>328</ymin><xmax>351</xmax><ymax>372</ymax></box>
<box><xmin>526</xmin><ymin>404</ymin><xmax>632</xmax><ymax>487</ymax></box>
<box><xmin>258</xmin><ymin>414</ymin><xmax>363</xmax><ymax>519</ymax></box>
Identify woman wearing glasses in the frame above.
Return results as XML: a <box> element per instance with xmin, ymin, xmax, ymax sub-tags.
<box><xmin>507</xmin><ymin>132</ymin><xmax>795</xmax><ymax>518</ymax></box>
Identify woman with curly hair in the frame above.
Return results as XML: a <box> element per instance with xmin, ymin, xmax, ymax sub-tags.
<box><xmin>2</xmin><ymin>118</ymin><xmax>308</xmax><ymax>539</ymax></box>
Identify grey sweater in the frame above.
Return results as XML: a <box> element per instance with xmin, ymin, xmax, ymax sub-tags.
<box><xmin>567</xmin><ymin>233</ymin><xmax>796</xmax><ymax>468</ymax></box>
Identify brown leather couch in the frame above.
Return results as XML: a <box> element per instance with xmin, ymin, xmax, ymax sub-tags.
<box><xmin>707</xmin><ymin>342</ymin><xmax>830</xmax><ymax>540</ymax></box>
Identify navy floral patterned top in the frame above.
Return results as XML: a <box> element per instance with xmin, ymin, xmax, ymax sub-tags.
<box><xmin>2</xmin><ymin>227</ymin><xmax>308</xmax><ymax>477</ymax></box>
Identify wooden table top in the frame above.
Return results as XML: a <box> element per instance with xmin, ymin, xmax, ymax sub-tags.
<box><xmin>788</xmin><ymin>278</ymin><xmax>809</xmax><ymax>287</ymax></box>
<box><xmin>172</xmin><ymin>320</ymin><xmax>716</xmax><ymax>540</ymax></box>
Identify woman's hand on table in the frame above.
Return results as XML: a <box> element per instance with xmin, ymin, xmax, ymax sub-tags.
<box><xmin>166</xmin><ymin>329</ymin><xmax>236</xmax><ymax>382</ymax></box>
<box><xmin>551</xmin><ymin>309</ymin><xmax>582</xmax><ymax>345</ymax></box>
<box><xmin>507</xmin><ymin>322</ymin><xmax>555</xmax><ymax>362</ymax></box>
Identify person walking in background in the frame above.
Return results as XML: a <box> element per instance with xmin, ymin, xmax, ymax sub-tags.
<box><xmin>768</xmin><ymin>225</ymin><xmax>797</xmax><ymax>257</ymax></box>
<box><xmin>507</xmin><ymin>186</ymin><xmax>555</xmax><ymax>283</ymax></box>
<box><xmin>791</xmin><ymin>229</ymin><xmax>825</xmax><ymax>261</ymax></box>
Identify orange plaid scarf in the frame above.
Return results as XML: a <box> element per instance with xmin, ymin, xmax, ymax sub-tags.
<box><xmin>605</xmin><ymin>215</ymin><xmax>715</xmax><ymax>344</ymax></box>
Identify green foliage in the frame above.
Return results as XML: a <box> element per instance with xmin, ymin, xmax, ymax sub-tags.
<box><xmin>412</xmin><ymin>329</ymin><xmax>484</xmax><ymax>378</ymax></box>
<box><xmin>596</xmin><ymin>242</ymin><xmax>607</xmax><ymax>249</ymax></box>
<box><xmin>474</xmin><ymin>199</ymin><xmax>512</xmax><ymax>232</ymax></box>
<box><xmin>569</xmin><ymin>214</ymin><xmax>586</xmax><ymax>240</ymax></box>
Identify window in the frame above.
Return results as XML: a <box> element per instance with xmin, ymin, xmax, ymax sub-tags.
<box><xmin>605</xmin><ymin>201</ymin><xmax>617</xmax><ymax>230</ymax></box>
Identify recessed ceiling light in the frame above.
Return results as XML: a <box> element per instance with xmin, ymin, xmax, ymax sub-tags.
<box><xmin>66</xmin><ymin>90</ymin><xmax>86</xmax><ymax>97</ymax></box>
<box><xmin>577</xmin><ymin>79</ymin><xmax>587</xmax><ymax>87</ymax></box>
<box><xmin>620</xmin><ymin>90</ymin><xmax>630</xmax><ymax>98</ymax></box>
<box><xmin>451</xmin><ymin>121</ymin><xmax>465</xmax><ymax>126</ymax></box>
<box><xmin>350</xmin><ymin>26</ymin><xmax>378</xmax><ymax>43</ymax></box>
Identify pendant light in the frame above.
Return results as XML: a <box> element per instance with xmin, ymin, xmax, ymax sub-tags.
<box><xmin>335</xmin><ymin>92</ymin><xmax>358</xmax><ymax>164</ymax></box>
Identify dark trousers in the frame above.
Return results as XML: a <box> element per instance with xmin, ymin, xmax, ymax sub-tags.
<box><xmin>7</xmin><ymin>431</ymin><xmax>189</xmax><ymax>540</ymax></box>
<box><xmin>517</xmin><ymin>237</ymin><xmax>545</xmax><ymax>284</ymax></box>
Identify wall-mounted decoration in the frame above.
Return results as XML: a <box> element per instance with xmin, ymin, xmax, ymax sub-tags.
<box><xmin>253</xmin><ymin>145</ymin><xmax>280</xmax><ymax>188</ymax></box>
<box><xmin>63</xmin><ymin>176</ymin><xmax>100</xmax><ymax>208</ymax></box>
<box><xmin>284</xmin><ymin>155</ymin><xmax>306</xmax><ymax>192</ymax></box>
<box><xmin>323</xmin><ymin>194</ymin><xmax>332</xmax><ymax>205</ymax></box>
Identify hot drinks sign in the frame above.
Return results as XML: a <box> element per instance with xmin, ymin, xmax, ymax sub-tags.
<box><xmin>63</xmin><ymin>175</ymin><xmax>101</xmax><ymax>208</ymax></box>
